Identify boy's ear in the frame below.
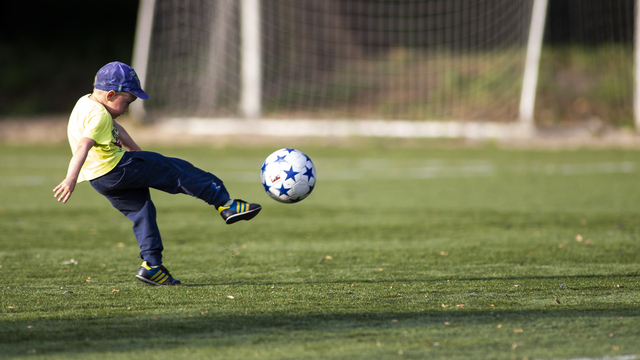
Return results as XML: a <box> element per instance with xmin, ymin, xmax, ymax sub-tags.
<box><xmin>106</xmin><ymin>90</ymin><xmax>117</xmax><ymax>101</ymax></box>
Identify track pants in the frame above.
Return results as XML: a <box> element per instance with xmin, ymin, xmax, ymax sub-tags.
<box><xmin>90</xmin><ymin>151</ymin><xmax>230</xmax><ymax>266</ymax></box>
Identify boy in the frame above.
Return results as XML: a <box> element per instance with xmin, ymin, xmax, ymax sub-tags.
<box><xmin>53</xmin><ymin>61</ymin><xmax>261</xmax><ymax>286</ymax></box>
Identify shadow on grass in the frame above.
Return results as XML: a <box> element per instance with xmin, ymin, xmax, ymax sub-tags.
<box><xmin>187</xmin><ymin>272</ymin><xmax>639</xmax><ymax>287</ymax></box>
<box><xmin>2</xmin><ymin>305</ymin><xmax>640</xmax><ymax>358</ymax></box>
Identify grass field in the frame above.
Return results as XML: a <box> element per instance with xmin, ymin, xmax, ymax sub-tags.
<box><xmin>1</xmin><ymin>140</ymin><xmax>639</xmax><ymax>359</ymax></box>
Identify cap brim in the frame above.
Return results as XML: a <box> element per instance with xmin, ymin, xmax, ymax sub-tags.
<box><xmin>129</xmin><ymin>89</ymin><xmax>150</xmax><ymax>100</ymax></box>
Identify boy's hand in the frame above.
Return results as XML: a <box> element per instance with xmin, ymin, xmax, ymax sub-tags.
<box><xmin>53</xmin><ymin>178</ymin><xmax>76</xmax><ymax>203</ymax></box>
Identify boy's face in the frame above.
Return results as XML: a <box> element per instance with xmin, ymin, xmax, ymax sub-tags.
<box><xmin>105</xmin><ymin>91</ymin><xmax>137</xmax><ymax>119</ymax></box>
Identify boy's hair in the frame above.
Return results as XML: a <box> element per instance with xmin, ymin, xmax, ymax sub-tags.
<box><xmin>92</xmin><ymin>77</ymin><xmax>134</xmax><ymax>99</ymax></box>
<box><xmin>92</xmin><ymin>87</ymin><xmax>127</xmax><ymax>99</ymax></box>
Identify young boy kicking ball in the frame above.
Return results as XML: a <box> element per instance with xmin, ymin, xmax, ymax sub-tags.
<box><xmin>53</xmin><ymin>61</ymin><xmax>261</xmax><ymax>285</ymax></box>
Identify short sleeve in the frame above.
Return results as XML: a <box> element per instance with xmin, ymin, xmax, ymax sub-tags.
<box><xmin>82</xmin><ymin>110</ymin><xmax>114</xmax><ymax>145</ymax></box>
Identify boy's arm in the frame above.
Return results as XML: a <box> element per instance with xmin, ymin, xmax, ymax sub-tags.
<box><xmin>53</xmin><ymin>137</ymin><xmax>96</xmax><ymax>203</ymax></box>
<box><xmin>114</xmin><ymin>121</ymin><xmax>141</xmax><ymax>151</ymax></box>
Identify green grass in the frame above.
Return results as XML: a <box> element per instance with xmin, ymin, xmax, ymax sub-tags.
<box><xmin>1</xmin><ymin>141</ymin><xmax>640</xmax><ymax>359</ymax></box>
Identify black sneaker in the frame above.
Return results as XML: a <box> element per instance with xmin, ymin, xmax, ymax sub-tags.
<box><xmin>135</xmin><ymin>261</ymin><xmax>181</xmax><ymax>285</ymax></box>
<box><xmin>218</xmin><ymin>199</ymin><xmax>262</xmax><ymax>225</ymax></box>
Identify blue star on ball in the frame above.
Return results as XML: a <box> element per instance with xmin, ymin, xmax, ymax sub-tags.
<box><xmin>277</xmin><ymin>184</ymin><xmax>291</xmax><ymax>196</ymax></box>
<box><xmin>283</xmin><ymin>166</ymin><xmax>299</xmax><ymax>181</ymax></box>
<box><xmin>302</xmin><ymin>166</ymin><xmax>315</xmax><ymax>181</ymax></box>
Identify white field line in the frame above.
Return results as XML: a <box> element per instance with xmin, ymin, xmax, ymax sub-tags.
<box><xmin>0</xmin><ymin>155</ymin><xmax>69</xmax><ymax>168</ymax></box>
<box><xmin>0</xmin><ymin>158</ymin><xmax>635</xmax><ymax>186</ymax></box>
<box><xmin>220</xmin><ymin>160</ymin><xmax>636</xmax><ymax>183</ymax></box>
<box><xmin>0</xmin><ymin>176</ymin><xmax>46</xmax><ymax>187</ymax></box>
<box><xmin>536</xmin><ymin>355</ymin><xmax>637</xmax><ymax>360</ymax></box>
<box><xmin>521</xmin><ymin>161</ymin><xmax>635</xmax><ymax>175</ymax></box>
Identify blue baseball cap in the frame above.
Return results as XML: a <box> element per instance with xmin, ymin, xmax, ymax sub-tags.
<box><xmin>94</xmin><ymin>61</ymin><xmax>149</xmax><ymax>100</ymax></box>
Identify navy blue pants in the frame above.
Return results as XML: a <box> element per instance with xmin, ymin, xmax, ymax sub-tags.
<box><xmin>90</xmin><ymin>151</ymin><xmax>230</xmax><ymax>266</ymax></box>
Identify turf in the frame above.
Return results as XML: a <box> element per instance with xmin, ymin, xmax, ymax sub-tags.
<box><xmin>1</xmin><ymin>141</ymin><xmax>639</xmax><ymax>359</ymax></box>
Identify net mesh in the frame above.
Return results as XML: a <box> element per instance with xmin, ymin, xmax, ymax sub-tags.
<box><xmin>143</xmin><ymin>0</ymin><xmax>535</xmax><ymax>121</ymax></box>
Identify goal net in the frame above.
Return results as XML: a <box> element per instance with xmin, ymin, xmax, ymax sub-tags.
<box><xmin>140</xmin><ymin>0</ymin><xmax>534</xmax><ymax>122</ymax></box>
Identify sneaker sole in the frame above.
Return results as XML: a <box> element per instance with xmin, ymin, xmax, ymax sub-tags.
<box><xmin>225</xmin><ymin>206</ymin><xmax>262</xmax><ymax>225</ymax></box>
<box><xmin>135</xmin><ymin>274</ymin><xmax>181</xmax><ymax>286</ymax></box>
<box><xmin>135</xmin><ymin>274</ymin><xmax>163</xmax><ymax>286</ymax></box>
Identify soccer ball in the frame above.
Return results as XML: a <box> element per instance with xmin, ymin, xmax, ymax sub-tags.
<box><xmin>260</xmin><ymin>148</ymin><xmax>316</xmax><ymax>203</ymax></box>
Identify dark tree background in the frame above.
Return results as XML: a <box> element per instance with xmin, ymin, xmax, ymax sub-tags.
<box><xmin>545</xmin><ymin>0</ymin><xmax>634</xmax><ymax>44</ymax></box>
<box><xmin>0</xmin><ymin>1</ymin><xmax>140</xmax><ymax>116</ymax></box>
<box><xmin>0</xmin><ymin>0</ymin><xmax>633</xmax><ymax>117</ymax></box>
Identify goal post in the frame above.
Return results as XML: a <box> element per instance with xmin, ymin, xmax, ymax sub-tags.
<box><xmin>240</xmin><ymin>0</ymin><xmax>262</xmax><ymax>119</ymax></box>
<box><xmin>519</xmin><ymin>0</ymin><xmax>549</xmax><ymax>128</ymax></box>
<box><xmin>635</xmin><ymin>0</ymin><xmax>640</xmax><ymax>129</ymax></box>
<box><xmin>130</xmin><ymin>0</ymin><xmax>156</xmax><ymax>120</ymax></box>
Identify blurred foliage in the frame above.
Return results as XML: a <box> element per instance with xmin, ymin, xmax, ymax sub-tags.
<box><xmin>262</xmin><ymin>46</ymin><xmax>633</xmax><ymax>126</ymax></box>
<box><xmin>2</xmin><ymin>39</ymin><xmax>633</xmax><ymax>127</ymax></box>
<box><xmin>536</xmin><ymin>45</ymin><xmax>633</xmax><ymax>127</ymax></box>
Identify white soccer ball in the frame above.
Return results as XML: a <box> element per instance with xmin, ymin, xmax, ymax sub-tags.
<box><xmin>260</xmin><ymin>148</ymin><xmax>316</xmax><ymax>203</ymax></box>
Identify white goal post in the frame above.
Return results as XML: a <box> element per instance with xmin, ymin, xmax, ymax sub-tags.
<box><xmin>131</xmin><ymin>0</ymin><xmax>636</xmax><ymax>139</ymax></box>
<box><xmin>240</xmin><ymin>0</ymin><xmax>262</xmax><ymax>119</ymax></box>
<box><xmin>130</xmin><ymin>0</ymin><xmax>155</xmax><ymax>120</ymax></box>
<box><xmin>519</xmin><ymin>0</ymin><xmax>548</xmax><ymax>128</ymax></box>
<box><xmin>636</xmin><ymin>0</ymin><xmax>640</xmax><ymax>129</ymax></box>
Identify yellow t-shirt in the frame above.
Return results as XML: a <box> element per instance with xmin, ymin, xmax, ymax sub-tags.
<box><xmin>67</xmin><ymin>95</ymin><xmax>125</xmax><ymax>182</ymax></box>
